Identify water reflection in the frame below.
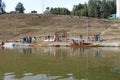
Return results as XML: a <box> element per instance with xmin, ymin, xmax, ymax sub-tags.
<box><xmin>4</xmin><ymin>72</ymin><xmax>77</xmax><ymax>80</ymax></box>
<box><xmin>0</xmin><ymin>47</ymin><xmax>120</xmax><ymax>80</ymax></box>
<box><xmin>19</xmin><ymin>47</ymin><xmax>32</xmax><ymax>54</ymax></box>
<box><xmin>70</xmin><ymin>48</ymin><xmax>86</xmax><ymax>56</ymax></box>
<box><xmin>4</xmin><ymin>73</ymin><xmax>62</xmax><ymax>80</ymax></box>
<box><xmin>93</xmin><ymin>48</ymin><xmax>101</xmax><ymax>57</ymax></box>
<box><xmin>99</xmin><ymin>47</ymin><xmax>120</xmax><ymax>52</ymax></box>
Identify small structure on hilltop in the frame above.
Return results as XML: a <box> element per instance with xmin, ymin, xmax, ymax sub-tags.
<box><xmin>31</xmin><ymin>10</ymin><xmax>37</xmax><ymax>14</ymax></box>
<box><xmin>117</xmin><ymin>0</ymin><xmax>120</xmax><ymax>18</ymax></box>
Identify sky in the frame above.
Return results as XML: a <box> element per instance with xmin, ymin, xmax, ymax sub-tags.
<box><xmin>3</xmin><ymin>0</ymin><xmax>88</xmax><ymax>13</ymax></box>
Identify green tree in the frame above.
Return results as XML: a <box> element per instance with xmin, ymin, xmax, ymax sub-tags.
<box><xmin>15</xmin><ymin>2</ymin><xmax>25</xmax><ymax>13</ymax></box>
<box><xmin>72</xmin><ymin>3</ymin><xmax>84</xmax><ymax>16</ymax></box>
<box><xmin>108</xmin><ymin>0</ymin><xmax>116</xmax><ymax>14</ymax></box>
<box><xmin>0</xmin><ymin>0</ymin><xmax>6</xmax><ymax>13</ymax></box>
<box><xmin>88</xmin><ymin>0</ymin><xmax>97</xmax><ymax>17</ymax></box>
<box><xmin>82</xmin><ymin>3</ymin><xmax>88</xmax><ymax>16</ymax></box>
<box><xmin>44</xmin><ymin>7</ymin><xmax>50</xmax><ymax>14</ymax></box>
<box><xmin>94</xmin><ymin>0</ymin><xmax>101</xmax><ymax>18</ymax></box>
<box><xmin>50</xmin><ymin>7</ymin><xmax>71</xmax><ymax>15</ymax></box>
<box><xmin>87</xmin><ymin>0</ymin><xmax>116</xmax><ymax>19</ymax></box>
<box><xmin>100</xmin><ymin>0</ymin><xmax>110</xmax><ymax>18</ymax></box>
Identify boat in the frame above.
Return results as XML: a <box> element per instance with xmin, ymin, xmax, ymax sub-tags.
<box><xmin>44</xmin><ymin>39</ymin><xmax>55</xmax><ymax>42</ymax></box>
<box><xmin>68</xmin><ymin>38</ymin><xmax>98</xmax><ymax>48</ymax></box>
<box><xmin>1</xmin><ymin>42</ymin><xmax>15</xmax><ymax>48</ymax></box>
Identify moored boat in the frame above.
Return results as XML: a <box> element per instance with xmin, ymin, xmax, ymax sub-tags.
<box><xmin>68</xmin><ymin>38</ymin><xmax>98</xmax><ymax>48</ymax></box>
<box><xmin>68</xmin><ymin>43</ymin><xmax>98</xmax><ymax>48</ymax></box>
<box><xmin>2</xmin><ymin>42</ymin><xmax>15</xmax><ymax>48</ymax></box>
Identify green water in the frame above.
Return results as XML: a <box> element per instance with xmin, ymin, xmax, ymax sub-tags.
<box><xmin>0</xmin><ymin>47</ymin><xmax>120</xmax><ymax>80</ymax></box>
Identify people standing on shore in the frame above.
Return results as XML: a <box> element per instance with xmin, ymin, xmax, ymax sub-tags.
<box><xmin>80</xmin><ymin>34</ymin><xmax>83</xmax><ymax>39</ymax></box>
<box><xmin>33</xmin><ymin>37</ymin><xmax>37</xmax><ymax>43</ymax></box>
<box><xmin>1</xmin><ymin>41</ymin><xmax>4</xmax><ymax>46</ymax></box>
<box><xmin>93</xmin><ymin>33</ymin><xmax>101</xmax><ymax>42</ymax></box>
<box><xmin>54</xmin><ymin>32</ymin><xmax>59</xmax><ymax>42</ymax></box>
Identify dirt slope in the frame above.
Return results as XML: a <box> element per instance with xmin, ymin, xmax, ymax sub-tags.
<box><xmin>0</xmin><ymin>13</ymin><xmax>119</xmax><ymax>40</ymax></box>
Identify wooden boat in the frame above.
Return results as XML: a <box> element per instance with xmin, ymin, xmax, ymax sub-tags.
<box><xmin>68</xmin><ymin>38</ymin><xmax>98</xmax><ymax>48</ymax></box>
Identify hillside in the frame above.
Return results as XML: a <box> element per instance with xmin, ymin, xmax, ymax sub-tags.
<box><xmin>0</xmin><ymin>13</ymin><xmax>120</xmax><ymax>41</ymax></box>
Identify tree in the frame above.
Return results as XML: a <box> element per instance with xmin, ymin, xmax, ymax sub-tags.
<box><xmin>100</xmin><ymin>0</ymin><xmax>110</xmax><ymax>18</ymax></box>
<box><xmin>0</xmin><ymin>0</ymin><xmax>6</xmax><ymax>14</ymax></box>
<box><xmin>44</xmin><ymin>7</ymin><xmax>50</xmax><ymax>14</ymax></box>
<box><xmin>82</xmin><ymin>3</ymin><xmax>88</xmax><ymax>16</ymax></box>
<box><xmin>15</xmin><ymin>2</ymin><xmax>25</xmax><ymax>13</ymax></box>
<box><xmin>50</xmin><ymin>7</ymin><xmax>71</xmax><ymax>15</ymax></box>
<box><xmin>87</xmin><ymin>0</ymin><xmax>116</xmax><ymax>19</ymax></box>
<box><xmin>94</xmin><ymin>0</ymin><xmax>101</xmax><ymax>18</ymax></box>
<box><xmin>88</xmin><ymin>0</ymin><xmax>98</xmax><ymax>17</ymax></box>
<box><xmin>72</xmin><ymin>3</ymin><xmax>84</xmax><ymax>16</ymax></box>
<box><xmin>108</xmin><ymin>0</ymin><xmax>116</xmax><ymax>14</ymax></box>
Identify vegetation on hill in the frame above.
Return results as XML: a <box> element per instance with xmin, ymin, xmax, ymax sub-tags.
<box><xmin>44</xmin><ymin>0</ymin><xmax>116</xmax><ymax>19</ymax></box>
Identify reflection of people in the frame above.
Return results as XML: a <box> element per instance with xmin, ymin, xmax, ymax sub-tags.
<box><xmin>93</xmin><ymin>48</ymin><xmax>100</xmax><ymax>57</ymax></box>
<box><xmin>79</xmin><ymin>48</ymin><xmax>84</xmax><ymax>55</ymax></box>
<box><xmin>23</xmin><ymin>48</ymin><xmax>32</xmax><ymax>54</ymax></box>
<box><xmin>70</xmin><ymin>48</ymin><xmax>75</xmax><ymax>56</ymax></box>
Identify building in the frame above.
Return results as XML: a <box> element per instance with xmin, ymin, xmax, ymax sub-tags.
<box><xmin>117</xmin><ymin>0</ymin><xmax>120</xmax><ymax>18</ymax></box>
<box><xmin>109</xmin><ymin>14</ymin><xmax>116</xmax><ymax>19</ymax></box>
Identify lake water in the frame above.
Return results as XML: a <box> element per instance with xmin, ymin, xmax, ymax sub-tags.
<box><xmin>0</xmin><ymin>47</ymin><xmax>120</xmax><ymax>80</ymax></box>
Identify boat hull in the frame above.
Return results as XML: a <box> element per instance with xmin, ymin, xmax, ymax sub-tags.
<box><xmin>68</xmin><ymin>44</ymin><xmax>98</xmax><ymax>48</ymax></box>
<box><xmin>2</xmin><ymin>42</ymin><xmax>15</xmax><ymax>48</ymax></box>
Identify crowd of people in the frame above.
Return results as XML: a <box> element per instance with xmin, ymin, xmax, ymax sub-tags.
<box><xmin>20</xmin><ymin>36</ymin><xmax>37</xmax><ymax>44</ymax></box>
<box><xmin>93</xmin><ymin>34</ymin><xmax>101</xmax><ymax>42</ymax></box>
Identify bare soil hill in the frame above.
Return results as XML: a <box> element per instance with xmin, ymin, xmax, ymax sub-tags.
<box><xmin>0</xmin><ymin>13</ymin><xmax>120</xmax><ymax>41</ymax></box>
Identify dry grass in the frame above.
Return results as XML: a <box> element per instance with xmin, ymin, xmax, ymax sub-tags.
<box><xmin>0</xmin><ymin>13</ymin><xmax>120</xmax><ymax>41</ymax></box>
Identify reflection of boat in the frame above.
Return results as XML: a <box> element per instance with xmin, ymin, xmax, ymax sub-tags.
<box><xmin>99</xmin><ymin>42</ymin><xmax>120</xmax><ymax>47</ymax></box>
<box><xmin>68</xmin><ymin>38</ymin><xmax>98</xmax><ymax>48</ymax></box>
<box><xmin>68</xmin><ymin>43</ymin><xmax>98</xmax><ymax>47</ymax></box>
<box><xmin>15</xmin><ymin>43</ymin><xmax>40</xmax><ymax>48</ymax></box>
<box><xmin>99</xmin><ymin>47</ymin><xmax>120</xmax><ymax>52</ymax></box>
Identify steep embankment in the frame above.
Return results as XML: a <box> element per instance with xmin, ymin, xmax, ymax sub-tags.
<box><xmin>0</xmin><ymin>13</ymin><xmax>119</xmax><ymax>40</ymax></box>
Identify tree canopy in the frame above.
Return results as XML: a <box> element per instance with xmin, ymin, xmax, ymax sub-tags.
<box><xmin>72</xmin><ymin>0</ymin><xmax>116</xmax><ymax>19</ymax></box>
<box><xmin>15</xmin><ymin>2</ymin><xmax>25</xmax><ymax>13</ymax></box>
<box><xmin>45</xmin><ymin>7</ymin><xmax>71</xmax><ymax>15</ymax></box>
<box><xmin>44</xmin><ymin>0</ymin><xmax>116</xmax><ymax>19</ymax></box>
<box><xmin>0</xmin><ymin>0</ymin><xmax>6</xmax><ymax>14</ymax></box>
